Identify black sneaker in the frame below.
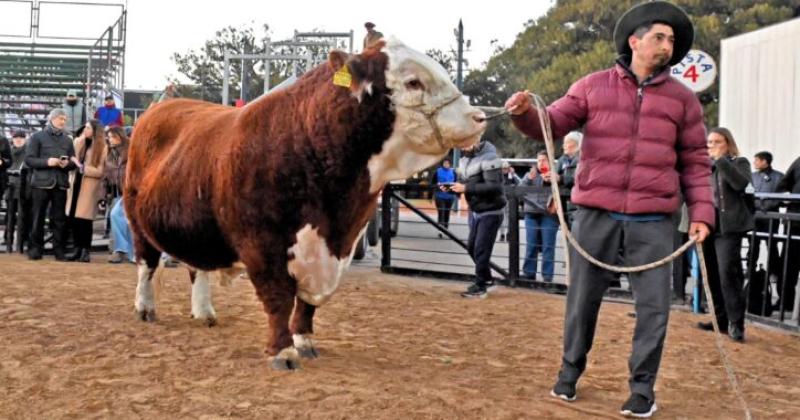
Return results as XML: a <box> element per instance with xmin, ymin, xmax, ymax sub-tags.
<box><xmin>620</xmin><ymin>393</ymin><xmax>657</xmax><ymax>418</ymax></box>
<box><xmin>728</xmin><ymin>323</ymin><xmax>745</xmax><ymax>343</ymax></box>
<box><xmin>550</xmin><ymin>380</ymin><xmax>576</xmax><ymax>402</ymax></box>
<box><xmin>485</xmin><ymin>279</ymin><xmax>499</xmax><ymax>292</ymax></box>
<box><xmin>697</xmin><ymin>321</ymin><xmax>728</xmax><ymax>334</ymax></box>
<box><xmin>461</xmin><ymin>283</ymin><xmax>487</xmax><ymax>299</ymax></box>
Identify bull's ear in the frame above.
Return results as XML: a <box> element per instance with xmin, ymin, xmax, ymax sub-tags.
<box><xmin>343</xmin><ymin>55</ymin><xmax>373</xmax><ymax>101</ymax></box>
<box><xmin>327</xmin><ymin>50</ymin><xmax>348</xmax><ymax>71</ymax></box>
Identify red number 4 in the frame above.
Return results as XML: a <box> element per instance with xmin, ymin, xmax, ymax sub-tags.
<box><xmin>683</xmin><ymin>65</ymin><xmax>699</xmax><ymax>83</ymax></box>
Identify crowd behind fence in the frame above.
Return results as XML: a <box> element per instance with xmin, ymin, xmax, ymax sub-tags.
<box><xmin>378</xmin><ymin>183</ymin><xmax>800</xmax><ymax>331</ymax></box>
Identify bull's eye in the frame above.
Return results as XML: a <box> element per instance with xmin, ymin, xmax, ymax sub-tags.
<box><xmin>404</xmin><ymin>79</ymin><xmax>424</xmax><ymax>90</ymax></box>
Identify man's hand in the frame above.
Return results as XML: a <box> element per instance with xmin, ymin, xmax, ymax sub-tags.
<box><xmin>450</xmin><ymin>182</ymin><xmax>466</xmax><ymax>194</ymax></box>
<box><xmin>47</xmin><ymin>157</ymin><xmax>61</xmax><ymax>167</ymax></box>
<box><xmin>505</xmin><ymin>90</ymin><xmax>533</xmax><ymax>116</ymax></box>
<box><xmin>689</xmin><ymin>222</ymin><xmax>711</xmax><ymax>243</ymax></box>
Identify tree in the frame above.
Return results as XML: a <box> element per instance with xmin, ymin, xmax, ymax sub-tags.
<box><xmin>171</xmin><ymin>23</ymin><xmax>350</xmax><ymax>103</ymax></box>
<box><xmin>466</xmin><ymin>0</ymin><xmax>800</xmax><ymax>157</ymax></box>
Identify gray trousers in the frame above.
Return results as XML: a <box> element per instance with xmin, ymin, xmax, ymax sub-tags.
<box><xmin>558</xmin><ymin>207</ymin><xmax>672</xmax><ymax>401</ymax></box>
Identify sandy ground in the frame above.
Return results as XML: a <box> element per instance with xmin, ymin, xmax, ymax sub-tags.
<box><xmin>1</xmin><ymin>253</ymin><xmax>800</xmax><ymax>419</ymax></box>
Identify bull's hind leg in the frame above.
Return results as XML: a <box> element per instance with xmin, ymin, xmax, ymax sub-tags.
<box><xmin>134</xmin><ymin>241</ymin><xmax>161</xmax><ymax>322</ymax></box>
<box><xmin>188</xmin><ymin>268</ymin><xmax>217</xmax><ymax>327</ymax></box>
<box><xmin>291</xmin><ymin>298</ymin><xmax>319</xmax><ymax>359</ymax></box>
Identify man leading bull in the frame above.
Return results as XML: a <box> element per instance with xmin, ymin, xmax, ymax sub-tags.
<box><xmin>505</xmin><ymin>2</ymin><xmax>713</xmax><ymax>417</ymax></box>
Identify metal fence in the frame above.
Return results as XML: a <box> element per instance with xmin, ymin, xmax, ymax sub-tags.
<box><xmin>379</xmin><ymin>184</ymin><xmax>800</xmax><ymax>332</ymax></box>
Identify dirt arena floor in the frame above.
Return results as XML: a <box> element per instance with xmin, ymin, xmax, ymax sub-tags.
<box><xmin>2</xmin><ymin>253</ymin><xmax>800</xmax><ymax>419</ymax></box>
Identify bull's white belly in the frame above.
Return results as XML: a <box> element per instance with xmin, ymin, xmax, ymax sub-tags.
<box><xmin>287</xmin><ymin>224</ymin><xmax>360</xmax><ymax>306</ymax></box>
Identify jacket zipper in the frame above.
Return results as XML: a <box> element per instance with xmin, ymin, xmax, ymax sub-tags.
<box><xmin>717</xmin><ymin>171</ymin><xmax>725</xmax><ymax>232</ymax></box>
<box><xmin>621</xmin><ymin>85</ymin><xmax>644</xmax><ymax>213</ymax></box>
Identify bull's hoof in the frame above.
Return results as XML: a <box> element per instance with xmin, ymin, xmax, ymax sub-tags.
<box><xmin>293</xmin><ymin>334</ymin><xmax>319</xmax><ymax>359</ymax></box>
<box><xmin>191</xmin><ymin>314</ymin><xmax>218</xmax><ymax>327</ymax></box>
<box><xmin>135</xmin><ymin>309</ymin><xmax>157</xmax><ymax>322</ymax></box>
<box><xmin>270</xmin><ymin>347</ymin><xmax>301</xmax><ymax>371</ymax></box>
<box><xmin>296</xmin><ymin>345</ymin><xmax>320</xmax><ymax>359</ymax></box>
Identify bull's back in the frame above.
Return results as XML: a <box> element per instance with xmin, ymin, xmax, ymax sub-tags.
<box><xmin>127</xmin><ymin>99</ymin><xmax>239</xmax><ymax>269</ymax></box>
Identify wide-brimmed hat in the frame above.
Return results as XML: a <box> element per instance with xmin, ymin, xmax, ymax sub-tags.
<box><xmin>613</xmin><ymin>1</ymin><xmax>694</xmax><ymax>66</ymax></box>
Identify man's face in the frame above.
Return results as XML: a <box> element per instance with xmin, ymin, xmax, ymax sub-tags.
<box><xmin>536</xmin><ymin>154</ymin><xmax>548</xmax><ymax>170</ymax></box>
<box><xmin>442</xmin><ymin>160</ymin><xmax>451</xmax><ymax>169</ymax></box>
<box><xmin>753</xmin><ymin>157</ymin><xmax>769</xmax><ymax>171</ymax></box>
<box><xmin>563</xmin><ymin>139</ymin><xmax>578</xmax><ymax>157</ymax></box>
<box><xmin>12</xmin><ymin>136</ymin><xmax>26</xmax><ymax>147</ymax></box>
<box><xmin>630</xmin><ymin>23</ymin><xmax>674</xmax><ymax>69</ymax></box>
<box><xmin>51</xmin><ymin>115</ymin><xmax>67</xmax><ymax>130</ymax></box>
<box><xmin>105</xmin><ymin>98</ymin><xmax>115</xmax><ymax>107</ymax></box>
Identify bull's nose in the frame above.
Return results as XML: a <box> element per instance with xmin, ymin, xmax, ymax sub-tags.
<box><xmin>471</xmin><ymin>110</ymin><xmax>487</xmax><ymax>124</ymax></box>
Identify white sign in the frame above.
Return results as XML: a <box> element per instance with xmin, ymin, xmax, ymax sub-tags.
<box><xmin>670</xmin><ymin>49</ymin><xmax>717</xmax><ymax>93</ymax></box>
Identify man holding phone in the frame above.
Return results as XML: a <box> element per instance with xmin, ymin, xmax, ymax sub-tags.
<box><xmin>24</xmin><ymin>108</ymin><xmax>76</xmax><ymax>260</ymax></box>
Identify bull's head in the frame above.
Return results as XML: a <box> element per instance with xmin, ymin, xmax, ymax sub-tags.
<box><xmin>330</xmin><ymin>38</ymin><xmax>487</xmax><ymax>192</ymax></box>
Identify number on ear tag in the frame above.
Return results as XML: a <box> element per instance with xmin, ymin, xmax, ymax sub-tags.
<box><xmin>333</xmin><ymin>66</ymin><xmax>352</xmax><ymax>87</ymax></box>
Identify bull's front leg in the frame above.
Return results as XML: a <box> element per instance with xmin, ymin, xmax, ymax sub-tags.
<box><xmin>135</xmin><ymin>262</ymin><xmax>158</xmax><ymax>322</ymax></box>
<box><xmin>290</xmin><ymin>297</ymin><xmax>319</xmax><ymax>359</ymax></box>
<box><xmin>250</xmin><ymin>270</ymin><xmax>301</xmax><ymax>370</ymax></box>
<box><xmin>188</xmin><ymin>269</ymin><xmax>217</xmax><ymax>327</ymax></box>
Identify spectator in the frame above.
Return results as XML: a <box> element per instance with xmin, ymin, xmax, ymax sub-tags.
<box><xmin>363</xmin><ymin>22</ymin><xmax>384</xmax><ymax>50</ymax></box>
<box><xmin>432</xmin><ymin>158</ymin><xmax>456</xmax><ymax>236</ymax></box>
<box><xmin>521</xmin><ymin>151</ymin><xmax>559</xmax><ymax>282</ymax></box>
<box><xmin>64</xmin><ymin>120</ymin><xmax>107</xmax><ymax>263</ymax></box>
<box><xmin>505</xmin><ymin>2</ymin><xmax>712</xmax><ymax>416</ymax></box>
<box><xmin>776</xmin><ymin>156</ymin><xmax>800</xmax><ymax>312</ymax></box>
<box><xmin>697</xmin><ymin>127</ymin><xmax>754</xmax><ymax>342</ymax></box>
<box><xmin>0</xmin><ymin>133</ymin><xmax>10</xmax><ymax>207</ymax></box>
<box><xmin>451</xmin><ymin>140</ymin><xmax>506</xmax><ymax>298</ymax></box>
<box><xmin>557</xmin><ymin>131</ymin><xmax>581</xmax><ymax>227</ymax></box>
<box><xmin>62</xmin><ymin>89</ymin><xmax>86</xmax><ymax>136</ymax></box>
<box><xmin>498</xmin><ymin>161</ymin><xmax>520</xmax><ymax>242</ymax></box>
<box><xmin>104</xmin><ymin>126</ymin><xmax>134</xmax><ymax>264</ymax></box>
<box><xmin>24</xmin><ymin>108</ymin><xmax>76</xmax><ymax>260</ymax></box>
<box><xmin>4</xmin><ymin>131</ymin><xmax>31</xmax><ymax>251</ymax></box>
<box><xmin>749</xmin><ymin>151</ymin><xmax>784</xmax><ymax>285</ymax></box>
<box><xmin>94</xmin><ymin>95</ymin><xmax>123</xmax><ymax>128</ymax></box>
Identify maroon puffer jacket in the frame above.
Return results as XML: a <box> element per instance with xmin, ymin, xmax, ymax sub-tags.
<box><xmin>512</xmin><ymin>62</ymin><xmax>715</xmax><ymax>228</ymax></box>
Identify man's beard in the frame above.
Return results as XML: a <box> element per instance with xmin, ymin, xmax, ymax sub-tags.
<box><xmin>654</xmin><ymin>53</ymin><xmax>671</xmax><ymax>67</ymax></box>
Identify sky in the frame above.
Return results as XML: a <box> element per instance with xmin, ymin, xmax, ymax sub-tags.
<box><xmin>0</xmin><ymin>0</ymin><xmax>554</xmax><ymax>90</ymax></box>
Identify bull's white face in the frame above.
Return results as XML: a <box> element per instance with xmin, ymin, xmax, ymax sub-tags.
<box><xmin>367</xmin><ymin>38</ymin><xmax>487</xmax><ymax>192</ymax></box>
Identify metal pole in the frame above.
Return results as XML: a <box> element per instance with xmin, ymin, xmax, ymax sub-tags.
<box><xmin>222</xmin><ymin>51</ymin><xmax>230</xmax><ymax>105</ymax></box>
<box><xmin>241</xmin><ymin>42</ymin><xmax>250</xmax><ymax>102</ymax></box>
<box><xmin>507</xmin><ymin>187</ymin><xmax>519</xmax><ymax>287</ymax></box>
<box><xmin>452</xmin><ymin>19</ymin><xmax>465</xmax><ymax>208</ymax></box>
<box><xmin>292</xmin><ymin>30</ymin><xmax>299</xmax><ymax>77</ymax></box>
<box><xmin>349</xmin><ymin>29</ymin><xmax>354</xmax><ymax>53</ymax></box>
<box><xmin>264</xmin><ymin>38</ymin><xmax>271</xmax><ymax>94</ymax></box>
<box><xmin>381</xmin><ymin>186</ymin><xmax>392</xmax><ymax>269</ymax></box>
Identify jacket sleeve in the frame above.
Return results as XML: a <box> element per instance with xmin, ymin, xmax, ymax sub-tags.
<box><xmin>510</xmin><ymin>77</ymin><xmax>588</xmax><ymax>142</ymax></box>
<box><xmin>62</xmin><ymin>140</ymin><xmax>77</xmax><ymax>171</ymax></box>
<box><xmin>557</xmin><ymin>156</ymin><xmax>576</xmax><ymax>189</ymax></box>
<box><xmin>83</xmin><ymin>147</ymin><xmax>107</xmax><ymax>179</ymax></box>
<box><xmin>115</xmin><ymin>112</ymin><xmax>124</xmax><ymax>127</ymax></box>
<box><xmin>677</xmin><ymin>95</ymin><xmax>715</xmax><ymax>228</ymax></box>
<box><xmin>467</xmin><ymin>167</ymin><xmax>504</xmax><ymax>197</ymax></box>
<box><xmin>0</xmin><ymin>138</ymin><xmax>11</xmax><ymax>169</ymax></box>
<box><xmin>776</xmin><ymin>158</ymin><xmax>799</xmax><ymax>192</ymax></box>
<box><xmin>715</xmin><ymin>157</ymin><xmax>751</xmax><ymax>192</ymax></box>
<box><xmin>24</xmin><ymin>134</ymin><xmax>49</xmax><ymax>169</ymax></box>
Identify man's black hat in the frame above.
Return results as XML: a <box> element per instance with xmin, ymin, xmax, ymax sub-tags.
<box><xmin>613</xmin><ymin>1</ymin><xmax>694</xmax><ymax>66</ymax></box>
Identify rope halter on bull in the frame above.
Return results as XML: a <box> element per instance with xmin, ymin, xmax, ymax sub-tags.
<box><xmin>391</xmin><ymin>92</ymin><xmax>464</xmax><ymax>150</ymax></box>
<box><xmin>484</xmin><ymin>92</ymin><xmax>752</xmax><ymax>420</ymax></box>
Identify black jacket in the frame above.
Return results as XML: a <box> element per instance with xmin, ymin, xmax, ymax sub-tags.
<box><xmin>711</xmin><ymin>156</ymin><xmax>754</xmax><ymax>234</ymax></box>
<box><xmin>777</xmin><ymin>157</ymin><xmax>800</xmax><ymax>213</ymax></box>
<box><xmin>458</xmin><ymin>142</ymin><xmax>506</xmax><ymax>214</ymax></box>
<box><xmin>0</xmin><ymin>137</ymin><xmax>10</xmax><ymax>179</ymax></box>
<box><xmin>24</xmin><ymin>126</ymin><xmax>76</xmax><ymax>190</ymax></box>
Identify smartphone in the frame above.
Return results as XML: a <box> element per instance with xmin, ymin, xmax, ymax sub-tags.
<box><xmin>540</xmin><ymin>164</ymin><xmax>549</xmax><ymax>175</ymax></box>
<box><xmin>59</xmin><ymin>155</ymin><xmax>69</xmax><ymax>161</ymax></box>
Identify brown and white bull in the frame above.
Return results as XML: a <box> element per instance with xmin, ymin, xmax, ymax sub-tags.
<box><xmin>126</xmin><ymin>38</ymin><xmax>486</xmax><ymax>369</ymax></box>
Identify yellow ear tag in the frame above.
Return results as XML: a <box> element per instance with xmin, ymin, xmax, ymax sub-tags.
<box><xmin>333</xmin><ymin>65</ymin><xmax>352</xmax><ymax>88</ymax></box>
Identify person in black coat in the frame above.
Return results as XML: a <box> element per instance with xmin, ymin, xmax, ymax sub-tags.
<box><xmin>23</xmin><ymin>109</ymin><xmax>76</xmax><ymax>260</ymax></box>
<box><xmin>697</xmin><ymin>127</ymin><xmax>754</xmax><ymax>342</ymax></box>
<box><xmin>776</xmin><ymin>156</ymin><xmax>800</xmax><ymax>312</ymax></box>
<box><xmin>0</xmin><ymin>135</ymin><xmax>11</xmax><ymax>206</ymax></box>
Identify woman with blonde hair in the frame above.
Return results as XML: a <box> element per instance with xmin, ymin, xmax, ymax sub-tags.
<box><xmin>697</xmin><ymin>127</ymin><xmax>754</xmax><ymax>342</ymax></box>
<box><xmin>65</xmin><ymin>119</ymin><xmax>107</xmax><ymax>262</ymax></box>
